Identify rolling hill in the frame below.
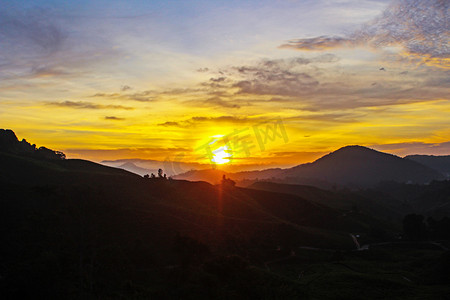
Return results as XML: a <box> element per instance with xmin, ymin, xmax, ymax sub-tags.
<box><xmin>2</xmin><ymin>129</ymin><xmax>449</xmax><ymax>298</ymax></box>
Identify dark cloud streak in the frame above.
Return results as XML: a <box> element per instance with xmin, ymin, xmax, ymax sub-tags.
<box><xmin>157</xmin><ymin>115</ymin><xmax>259</xmax><ymax>127</ymax></box>
<box><xmin>47</xmin><ymin>101</ymin><xmax>134</xmax><ymax>110</ymax></box>
<box><xmin>104</xmin><ymin>116</ymin><xmax>125</xmax><ymax>120</ymax></box>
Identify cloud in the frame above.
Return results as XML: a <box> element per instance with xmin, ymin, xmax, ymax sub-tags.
<box><xmin>280</xmin><ymin>36</ymin><xmax>354</xmax><ymax>51</ymax></box>
<box><xmin>158</xmin><ymin>115</ymin><xmax>257</xmax><ymax>127</ymax></box>
<box><xmin>280</xmin><ymin>0</ymin><xmax>449</xmax><ymax>67</ymax></box>
<box><xmin>209</xmin><ymin>77</ymin><xmax>226</xmax><ymax>82</ymax></box>
<box><xmin>121</xmin><ymin>85</ymin><xmax>132</xmax><ymax>91</ymax></box>
<box><xmin>104</xmin><ymin>116</ymin><xmax>125</xmax><ymax>120</ymax></box>
<box><xmin>92</xmin><ymin>93</ymin><xmax>121</xmax><ymax>98</ymax></box>
<box><xmin>233</xmin><ymin>54</ymin><xmax>339</xmax><ymax>74</ymax></box>
<box><xmin>126</xmin><ymin>91</ymin><xmax>155</xmax><ymax>102</ymax></box>
<box><xmin>424</xmin><ymin>74</ymin><xmax>450</xmax><ymax>87</ymax></box>
<box><xmin>29</xmin><ymin>66</ymin><xmax>74</xmax><ymax>78</ymax></box>
<box><xmin>158</xmin><ymin>121</ymin><xmax>182</xmax><ymax>127</ymax></box>
<box><xmin>0</xmin><ymin>64</ymin><xmax>78</xmax><ymax>82</ymax></box>
<box><xmin>64</xmin><ymin>146</ymin><xmax>192</xmax><ymax>162</ymax></box>
<box><xmin>199</xmin><ymin>54</ymin><xmax>339</xmax><ymax>99</ymax></box>
<box><xmin>0</xmin><ymin>7</ymin><xmax>66</xmax><ymax>55</ymax></box>
<box><xmin>193</xmin><ymin>52</ymin><xmax>448</xmax><ymax>110</ymax></box>
<box><xmin>92</xmin><ymin>88</ymin><xmax>211</xmax><ymax>103</ymax></box>
<box><xmin>183</xmin><ymin>96</ymin><xmax>243</xmax><ymax>109</ymax></box>
<box><xmin>47</xmin><ymin>101</ymin><xmax>134</xmax><ymax>110</ymax></box>
<box><xmin>0</xmin><ymin>5</ymin><xmax>125</xmax><ymax>85</ymax></box>
<box><xmin>92</xmin><ymin>91</ymin><xmax>155</xmax><ymax>102</ymax></box>
<box><xmin>191</xmin><ymin>116</ymin><xmax>249</xmax><ymax>123</ymax></box>
<box><xmin>206</xmin><ymin>97</ymin><xmax>240</xmax><ymax>108</ymax></box>
<box><xmin>233</xmin><ymin>73</ymin><xmax>318</xmax><ymax>97</ymax></box>
<box><xmin>286</xmin><ymin>112</ymin><xmax>360</xmax><ymax>123</ymax></box>
<box><xmin>92</xmin><ymin>86</ymin><xmax>243</xmax><ymax>110</ymax></box>
<box><xmin>371</xmin><ymin>141</ymin><xmax>450</xmax><ymax>156</ymax></box>
<box><xmin>227</xmin><ymin>56</ymin><xmax>329</xmax><ymax>97</ymax></box>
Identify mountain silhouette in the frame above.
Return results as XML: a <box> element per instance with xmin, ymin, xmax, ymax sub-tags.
<box><xmin>117</xmin><ymin>161</ymin><xmax>154</xmax><ymax>176</ymax></box>
<box><xmin>175</xmin><ymin>145</ymin><xmax>444</xmax><ymax>188</ymax></box>
<box><xmin>282</xmin><ymin>145</ymin><xmax>444</xmax><ymax>188</ymax></box>
<box><xmin>406</xmin><ymin>154</ymin><xmax>450</xmax><ymax>178</ymax></box>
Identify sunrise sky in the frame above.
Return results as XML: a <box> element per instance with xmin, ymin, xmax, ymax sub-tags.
<box><xmin>1</xmin><ymin>0</ymin><xmax>449</xmax><ymax>170</ymax></box>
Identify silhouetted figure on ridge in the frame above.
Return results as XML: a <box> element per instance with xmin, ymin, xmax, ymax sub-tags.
<box><xmin>221</xmin><ymin>174</ymin><xmax>235</xmax><ymax>187</ymax></box>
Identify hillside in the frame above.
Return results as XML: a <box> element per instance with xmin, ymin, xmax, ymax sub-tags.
<box><xmin>406</xmin><ymin>155</ymin><xmax>450</xmax><ymax>178</ymax></box>
<box><xmin>0</xmin><ymin>130</ymin><xmax>136</xmax><ymax>185</ymax></box>
<box><xmin>2</xmin><ymin>130</ymin><xmax>449</xmax><ymax>298</ymax></box>
<box><xmin>249</xmin><ymin>181</ymin><xmax>403</xmax><ymax>224</ymax></box>
<box><xmin>1</xmin><ymin>129</ymin><xmax>375</xmax><ymax>298</ymax></box>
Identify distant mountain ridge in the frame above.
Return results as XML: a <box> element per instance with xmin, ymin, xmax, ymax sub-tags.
<box><xmin>406</xmin><ymin>155</ymin><xmax>450</xmax><ymax>178</ymax></box>
<box><xmin>282</xmin><ymin>145</ymin><xmax>444</xmax><ymax>187</ymax></box>
<box><xmin>1</xmin><ymin>129</ymin><xmax>445</xmax><ymax>188</ymax></box>
<box><xmin>101</xmin><ymin>158</ymin><xmax>210</xmax><ymax>176</ymax></box>
<box><xmin>117</xmin><ymin>162</ymin><xmax>154</xmax><ymax>176</ymax></box>
<box><xmin>175</xmin><ymin>145</ymin><xmax>445</xmax><ymax>188</ymax></box>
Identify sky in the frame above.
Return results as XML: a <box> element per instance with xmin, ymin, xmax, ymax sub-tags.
<box><xmin>1</xmin><ymin>0</ymin><xmax>449</xmax><ymax>170</ymax></box>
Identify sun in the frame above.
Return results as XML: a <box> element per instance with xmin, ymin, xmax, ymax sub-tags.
<box><xmin>212</xmin><ymin>144</ymin><xmax>232</xmax><ymax>165</ymax></box>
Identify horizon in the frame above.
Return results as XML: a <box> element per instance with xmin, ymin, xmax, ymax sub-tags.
<box><xmin>1</xmin><ymin>0</ymin><xmax>449</xmax><ymax>172</ymax></box>
<box><xmin>5</xmin><ymin>127</ymin><xmax>450</xmax><ymax>175</ymax></box>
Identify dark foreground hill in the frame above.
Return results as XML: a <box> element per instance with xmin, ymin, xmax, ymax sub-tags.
<box><xmin>1</xmin><ymin>130</ymin><xmax>449</xmax><ymax>299</ymax></box>
<box><xmin>0</xmin><ymin>131</ymin><xmax>365</xmax><ymax>298</ymax></box>
<box><xmin>249</xmin><ymin>181</ymin><xmax>404</xmax><ymax>224</ymax></box>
